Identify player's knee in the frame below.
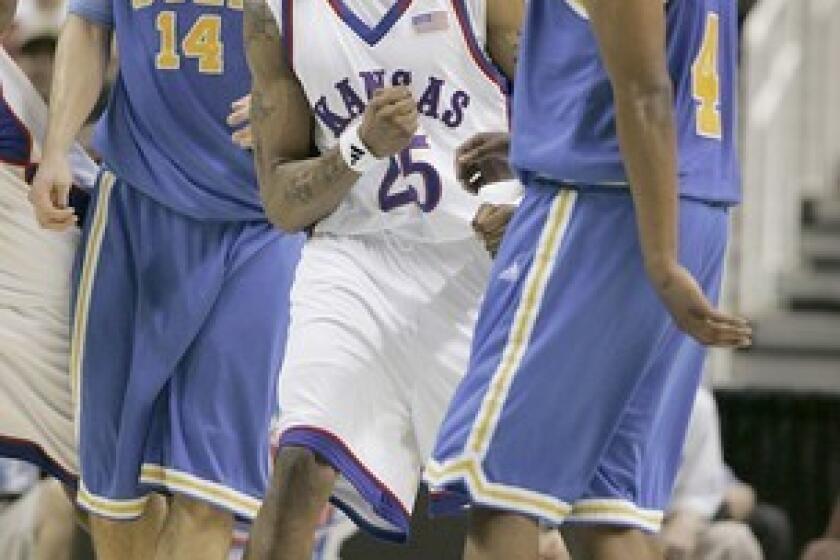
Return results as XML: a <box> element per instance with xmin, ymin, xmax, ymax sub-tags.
<box><xmin>171</xmin><ymin>495</ymin><xmax>232</xmax><ymax>530</ymax></box>
<box><xmin>564</xmin><ymin>523</ymin><xmax>650</xmax><ymax>558</ymax></box>
<box><xmin>272</xmin><ymin>447</ymin><xmax>337</xmax><ymax>505</ymax></box>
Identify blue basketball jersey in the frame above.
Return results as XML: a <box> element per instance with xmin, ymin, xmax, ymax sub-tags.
<box><xmin>510</xmin><ymin>0</ymin><xmax>740</xmax><ymax>204</ymax></box>
<box><xmin>69</xmin><ymin>0</ymin><xmax>262</xmax><ymax>221</ymax></box>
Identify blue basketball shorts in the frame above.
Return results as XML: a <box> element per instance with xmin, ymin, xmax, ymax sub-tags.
<box><xmin>424</xmin><ymin>182</ymin><xmax>730</xmax><ymax>533</ymax></box>
<box><xmin>71</xmin><ymin>171</ymin><xmax>302</xmax><ymax>521</ymax></box>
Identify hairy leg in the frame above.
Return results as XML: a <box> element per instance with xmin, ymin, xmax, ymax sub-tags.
<box><xmin>89</xmin><ymin>493</ymin><xmax>167</xmax><ymax>560</ymax></box>
<box><xmin>154</xmin><ymin>495</ymin><xmax>233</xmax><ymax>560</ymax></box>
<box><xmin>245</xmin><ymin>447</ymin><xmax>338</xmax><ymax>560</ymax></box>
<box><xmin>464</xmin><ymin>507</ymin><xmax>539</xmax><ymax>560</ymax></box>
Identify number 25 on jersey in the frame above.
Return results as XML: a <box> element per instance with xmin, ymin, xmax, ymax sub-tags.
<box><xmin>156</xmin><ymin>12</ymin><xmax>224</xmax><ymax>74</ymax></box>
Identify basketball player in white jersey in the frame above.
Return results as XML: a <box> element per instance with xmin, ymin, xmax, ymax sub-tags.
<box><xmin>242</xmin><ymin>0</ymin><xmax>522</xmax><ymax>557</ymax></box>
<box><xmin>0</xmin><ymin>5</ymin><xmax>98</xmax><ymax>481</ymax></box>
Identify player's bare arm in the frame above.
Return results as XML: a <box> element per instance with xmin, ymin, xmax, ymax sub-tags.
<box><xmin>0</xmin><ymin>0</ymin><xmax>17</xmax><ymax>35</ymax></box>
<box><xmin>584</xmin><ymin>0</ymin><xmax>751</xmax><ymax>348</ymax></box>
<box><xmin>30</xmin><ymin>15</ymin><xmax>111</xmax><ymax>231</ymax></box>
<box><xmin>244</xmin><ymin>0</ymin><xmax>418</xmax><ymax>232</ymax></box>
<box><xmin>486</xmin><ymin>0</ymin><xmax>524</xmax><ymax>81</ymax></box>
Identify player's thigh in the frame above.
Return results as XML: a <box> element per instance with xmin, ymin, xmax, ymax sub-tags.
<box><xmin>175</xmin><ymin>229</ymin><xmax>299</xmax><ymax>438</ymax></box>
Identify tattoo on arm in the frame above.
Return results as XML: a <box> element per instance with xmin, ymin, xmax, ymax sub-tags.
<box><xmin>244</xmin><ymin>0</ymin><xmax>360</xmax><ymax>232</ymax></box>
<box><xmin>261</xmin><ymin>149</ymin><xmax>359</xmax><ymax>230</ymax></box>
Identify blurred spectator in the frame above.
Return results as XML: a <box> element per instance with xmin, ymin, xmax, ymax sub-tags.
<box><xmin>662</xmin><ymin>387</ymin><xmax>793</xmax><ymax>560</ymax></box>
<box><xmin>800</xmin><ymin>498</ymin><xmax>840</xmax><ymax>560</ymax></box>
<box><xmin>11</xmin><ymin>24</ymin><xmax>57</xmax><ymax>102</ymax></box>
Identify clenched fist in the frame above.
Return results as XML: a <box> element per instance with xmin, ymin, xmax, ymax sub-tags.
<box><xmin>358</xmin><ymin>86</ymin><xmax>418</xmax><ymax>159</ymax></box>
<box><xmin>29</xmin><ymin>154</ymin><xmax>76</xmax><ymax>231</ymax></box>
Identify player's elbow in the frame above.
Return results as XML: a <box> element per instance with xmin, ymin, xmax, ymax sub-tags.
<box><xmin>613</xmin><ymin>74</ymin><xmax>675</xmax><ymax>126</ymax></box>
<box><xmin>260</xmin><ymin>186</ymin><xmax>310</xmax><ymax>233</ymax></box>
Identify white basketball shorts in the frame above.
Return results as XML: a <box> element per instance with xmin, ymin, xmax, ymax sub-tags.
<box><xmin>275</xmin><ymin>232</ymin><xmax>491</xmax><ymax>541</ymax></box>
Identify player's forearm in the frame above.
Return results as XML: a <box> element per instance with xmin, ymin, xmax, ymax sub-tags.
<box><xmin>43</xmin><ymin>15</ymin><xmax>110</xmax><ymax>159</ymax></box>
<box><xmin>0</xmin><ymin>0</ymin><xmax>17</xmax><ymax>35</ymax></box>
<box><xmin>614</xmin><ymin>81</ymin><xmax>680</xmax><ymax>277</ymax></box>
<box><xmin>257</xmin><ymin>147</ymin><xmax>360</xmax><ymax>232</ymax></box>
<box><xmin>585</xmin><ymin>0</ymin><xmax>680</xmax><ymax>279</ymax></box>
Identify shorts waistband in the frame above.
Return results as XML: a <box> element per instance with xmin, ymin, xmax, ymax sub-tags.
<box><xmin>527</xmin><ymin>176</ymin><xmax>732</xmax><ymax>209</ymax></box>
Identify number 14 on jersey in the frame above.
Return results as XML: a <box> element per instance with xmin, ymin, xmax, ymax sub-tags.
<box><xmin>156</xmin><ymin>12</ymin><xmax>224</xmax><ymax>74</ymax></box>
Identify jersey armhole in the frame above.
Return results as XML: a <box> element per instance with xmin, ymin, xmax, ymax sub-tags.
<box><xmin>449</xmin><ymin>0</ymin><xmax>510</xmax><ymax>95</ymax></box>
<box><xmin>281</xmin><ymin>0</ymin><xmax>294</xmax><ymax>71</ymax></box>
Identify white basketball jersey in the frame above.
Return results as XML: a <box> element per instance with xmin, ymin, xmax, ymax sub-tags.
<box><xmin>272</xmin><ymin>0</ymin><xmax>513</xmax><ymax>242</ymax></box>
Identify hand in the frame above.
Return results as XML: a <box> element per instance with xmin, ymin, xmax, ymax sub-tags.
<box><xmin>358</xmin><ymin>86</ymin><xmax>418</xmax><ymax>159</ymax></box>
<box><xmin>473</xmin><ymin>203</ymin><xmax>516</xmax><ymax>257</ymax></box>
<box><xmin>228</xmin><ymin>95</ymin><xmax>253</xmax><ymax>150</ymax></box>
<box><xmin>456</xmin><ymin>132</ymin><xmax>513</xmax><ymax>193</ymax></box>
<box><xmin>29</xmin><ymin>154</ymin><xmax>76</xmax><ymax>231</ymax></box>
<box><xmin>648</xmin><ymin>261</ymin><xmax>752</xmax><ymax>348</ymax></box>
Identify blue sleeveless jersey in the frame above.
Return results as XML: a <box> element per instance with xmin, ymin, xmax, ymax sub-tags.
<box><xmin>510</xmin><ymin>0</ymin><xmax>740</xmax><ymax>204</ymax></box>
<box><xmin>69</xmin><ymin>0</ymin><xmax>262</xmax><ymax>221</ymax></box>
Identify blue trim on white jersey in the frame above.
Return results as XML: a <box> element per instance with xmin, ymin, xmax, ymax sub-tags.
<box><xmin>326</xmin><ymin>0</ymin><xmax>414</xmax><ymax>46</ymax></box>
<box><xmin>281</xmin><ymin>0</ymin><xmax>294</xmax><ymax>68</ymax></box>
<box><xmin>0</xmin><ymin>90</ymin><xmax>32</xmax><ymax>167</ymax></box>
<box><xmin>450</xmin><ymin>0</ymin><xmax>510</xmax><ymax>95</ymax></box>
<box><xmin>330</xmin><ymin>496</ymin><xmax>406</xmax><ymax>543</ymax></box>
<box><xmin>0</xmin><ymin>436</ymin><xmax>77</xmax><ymax>487</ymax></box>
<box><xmin>278</xmin><ymin>426</ymin><xmax>411</xmax><ymax>541</ymax></box>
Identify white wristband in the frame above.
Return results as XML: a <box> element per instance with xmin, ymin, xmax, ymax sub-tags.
<box><xmin>339</xmin><ymin>122</ymin><xmax>381</xmax><ymax>174</ymax></box>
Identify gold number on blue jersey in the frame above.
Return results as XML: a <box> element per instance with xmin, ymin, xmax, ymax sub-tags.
<box><xmin>155</xmin><ymin>12</ymin><xmax>224</xmax><ymax>75</ymax></box>
<box><xmin>692</xmin><ymin>12</ymin><xmax>722</xmax><ymax>139</ymax></box>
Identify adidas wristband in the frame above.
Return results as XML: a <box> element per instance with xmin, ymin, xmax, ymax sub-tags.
<box><xmin>339</xmin><ymin>122</ymin><xmax>381</xmax><ymax>174</ymax></box>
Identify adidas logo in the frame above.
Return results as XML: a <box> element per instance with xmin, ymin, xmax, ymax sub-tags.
<box><xmin>498</xmin><ymin>261</ymin><xmax>521</xmax><ymax>282</ymax></box>
<box><xmin>350</xmin><ymin>145</ymin><xmax>366</xmax><ymax>166</ymax></box>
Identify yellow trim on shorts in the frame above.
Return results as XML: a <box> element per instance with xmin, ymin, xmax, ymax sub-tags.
<box><xmin>140</xmin><ymin>464</ymin><xmax>262</xmax><ymax>520</ymax></box>
<box><xmin>70</xmin><ymin>171</ymin><xmax>116</xmax><ymax>443</ymax></box>
<box><xmin>77</xmin><ymin>480</ymin><xmax>149</xmax><ymax>520</ymax></box>
<box><xmin>467</xmin><ymin>189</ymin><xmax>576</xmax><ymax>456</ymax></box>
<box><xmin>425</xmin><ymin>458</ymin><xmax>572</xmax><ymax>522</ymax></box>
<box><xmin>424</xmin><ymin>191</ymin><xmax>578</xmax><ymax>521</ymax></box>
<box><xmin>567</xmin><ymin>499</ymin><xmax>664</xmax><ymax>532</ymax></box>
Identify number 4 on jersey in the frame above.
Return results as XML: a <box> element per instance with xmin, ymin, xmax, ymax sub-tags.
<box><xmin>692</xmin><ymin>12</ymin><xmax>722</xmax><ymax>139</ymax></box>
